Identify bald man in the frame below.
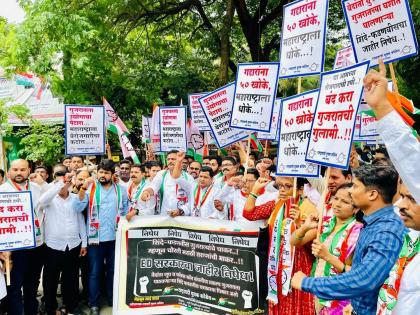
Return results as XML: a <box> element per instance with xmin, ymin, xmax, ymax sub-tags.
<box><xmin>0</xmin><ymin>159</ymin><xmax>45</xmax><ymax>315</ymax></box>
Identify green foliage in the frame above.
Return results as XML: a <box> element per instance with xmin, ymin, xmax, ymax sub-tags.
<box><xmin>0</xmin><ymin>98</ymin><xmax>30</xmax><ymax>136</ymax></box>
<box><xmin>0</xmin><ymin>0</ymin><xmax>418</xmax><ymax>140</ymax></box>
<box><xmin>16</xmin><ymin>121</ymin><xmax>64</xmax><ymax>166</ymax></box>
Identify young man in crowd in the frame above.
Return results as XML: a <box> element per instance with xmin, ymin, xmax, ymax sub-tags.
<box><xmin>189</xmin><ymin>166</ymin><xmax>220</xmax><ymax>218</ymax></box>
<box><xmin>118</xmin><ymin>159</ymin><xmax>132</xmax><ymax>186</ymax></box>
<box><xmin>62</xmin><ymin>156</ymin><xmax>72</xmax><ymax>169</ymax></box>
<box><xmin>141</xmin><ymin>151</ymin><xmax>193</xmax><ymax>217</ymax></box>
<box><xmin>147</xmin><ymin>161</ymin><xmax>161</xmax><ymax>182</ymax></box>
<box><xmin>125</xmin><ymin>164</ymin><xmax>156</xmax><ymax>220</ymax></box>
<box><xmin>187</xmin><ymin>161</ymin><xmax>201</xmax><ymax>180</ymax></box>
<box><xmin>33</xmin><ymin>165</ymin><xmax>50</xmax><ymax>192</ymax></box>
<box><xmin>0</xmin><ymin>159</ymin><xmax>44</xmax><ymax>315</ymax></box>
<box><xmin>73</xmin><ymin>159</ymin><xmax>128</xmax><ymax>315</ymax></box>
<box><xmin>291</xmin><ymin>165</ymin><xmax>406</xmax><ymax>315</ymax></box>
<box><xmin>40</xmin><ymin>164</ymin><xmax>87</xmax><ymax>315</ymax></box>
<box><xmin>213</xmin><ymin>156</ymin><xmax>239</xmax><ymax>214</ymax></box>
<box><xmin>372</xmin><ymin>147</ymin><xmax>391</xmax><ymax>166</ymax></box>
<box><xmin>216</xmin><ymin>168</ymin><xmax>270</xmax><ymax>222</ymax></box>
<box><xmin>70</xmin><ymin>156</ymin><xmax>84</xmax><ymax>172</ymax></box>
<box><xmin>71</xmin><ymin>169</ymin><xmax>91</xmax><ymax>302</ymax></box>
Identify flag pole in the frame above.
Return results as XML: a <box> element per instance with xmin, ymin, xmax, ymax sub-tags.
<box><xmin>292</xmin><ymin>77</ymin><xmax>302</xmax><ymax>198</ymax></box>
<box><xmin>244</xmin><ymin>133</ymin><xmax>252</xmax><ymax>176</ymax></box>
<box><xmin>5</xmin><ymin>252</ymin><xmax>10</xmax><ymax>286</ymax></box>
<box><xmin>388</xmin><ymin>62</ymin><xmax>402</xmax><ymax>108</ymax></box>
<box><xmin>105</xmin><ymin>130</ymin><xmax>112</xmax><ymax>160</ymax></box>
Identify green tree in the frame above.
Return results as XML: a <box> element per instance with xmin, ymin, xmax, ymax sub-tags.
<box><xmin>16</xmin><ymin>121</ymin><xmax>64</xmax><ymax>166</ymax></box>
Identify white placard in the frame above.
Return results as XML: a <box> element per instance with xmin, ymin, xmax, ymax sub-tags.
<box><xmin>333</xmin><ymin>46</ymin><xmax>356</xmax><ymax>69</ymax></box>
<box><xmin>0</xmin><ymin>191</ymin><xmax>35</xmax><ymax>251</ymax></box>
<box><xmin>204</xmin><ymin>131</ymin><xmax>216</xmax><ymax>145</ymax></box>
<box><xmin>343</xmin><ymin>0</ymin><xmax>418</xmax><ymax>66</ymax></box>
<box><xmin>306</xmin><ymin>61</ymin><xmax>370</xmax><ymax>169</ymax></box>
<box><xmin>65</xmin><ymin>105</ymin><xmax>105</xmax><ymax>155</ymax></box>
<box><xmin>231</xmin><ymin>62</ymin><xmax>280</xmax><ymax>132</ymax></box>
<box><xmin>199</xmin><ymin>82</ymin><xmax>248</xmax><ymax>148</ymax></box>
<box><xmin>279</xmin><ymin>0</ymin><xmax>329</xmax><ymax>78</ymax></box>
<box><xmin>188</xmin><ymin>93</ymin><xmax>210</xmax><ymax>131</ymax></box>
<box><xmin>257</xmin><ymin>99</ymin><xmax>281</xmax><ymax>140</ymax></box>
<box><xmin>277</xmin><ymin>90</ymin><xmax>320</xmax><ymax>177</ymax></box>
<box><xmin>359</xmin><ymin>112</ymin><xmax>378</xmax><ymax>137</ymax></box>
<box><xmin>159</xmin><ymin>106</ymin><xmax>187</xmax><ymax>152</ymax></box>
<box><xmin>141</xmin><ymin>116</ymin><xmax>151</xmax><ymax>142</ymax></box>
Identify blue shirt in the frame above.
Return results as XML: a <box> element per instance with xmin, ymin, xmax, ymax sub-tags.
<box><xmin>73</xmin><ymin>184</ymin><xmax>128</xmax><ymax>242</ymax></box>
<box><xmin>302</xmin><ymin>205</ymin><xmax>406</xmax><ymax>315</ymax></box>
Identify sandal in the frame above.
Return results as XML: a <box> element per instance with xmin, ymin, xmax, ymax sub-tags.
<box><xmin>56</xmin><ymin>306</ymin><xmax>68</xmax><ymax>315</ymax></box>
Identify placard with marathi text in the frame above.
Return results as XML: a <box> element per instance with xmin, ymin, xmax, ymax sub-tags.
<box><xmin>343</xmin><ymin>0</ymin><xmax>418</xmax><ymax>66</ymax></box>
<box><xmin>306</xmin><ymin>61</ymin><xmax>370</xmax><ymax>169</ymax></box>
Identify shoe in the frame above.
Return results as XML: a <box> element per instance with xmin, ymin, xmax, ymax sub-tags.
<box><xmin>89</xmin><ymin>307</ymin><xmax>99</xmax><ymax>315</ymax></box>
<box><xmin>69</xmin><ymin>307</ymin><xmax>87</xmax><ymax>315</ymax></box>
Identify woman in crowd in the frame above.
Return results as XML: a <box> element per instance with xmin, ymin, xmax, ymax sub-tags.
<box><xmin>243</xmin><ymin>176</ymin><xmax>316</xmax><ymax>315</ymax></box>
<box><xmin>291</xmin><ymin>183</ymin><xmax>363</xmax><ymax>314</ymax></box>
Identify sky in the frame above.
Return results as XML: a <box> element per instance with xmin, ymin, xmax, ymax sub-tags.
<box><xmin>0</xmin><ymin>0</ymin><xmax>26</xmax><ymax>23</ymax></box>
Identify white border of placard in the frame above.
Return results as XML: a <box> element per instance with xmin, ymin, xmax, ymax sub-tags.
<box><xmin>64</xmin><ymin>104</ymin><xmax>105</xmax><ymax>156</ymax></box>
<box><xmin>199</xmin><ymin>82</ymin><xmax>248</xmax><ymax>148</ymax></box>
<box><xmin>277</xmin><ymin>89</ymin><xmax>321</xmax><ymax>178</ymax></box>
<box><xmin>279</xmin><ymin>0</ymin><xmax>329</xmax><ymax>78</ymax></box>
<box><xmin>188</xmin><ymin>92</ymin><xmax>211</xmax><ymax>131</ymax></box>
<box><xmin>305</xmin><ymin>61</ymin><xmax>370</xmax><ymax>169</ymax></box>
<box><xmin>257</xmin><ymin>99</ymin><xmax>282</xmax><ymax>141</ymax></box>
<box><xmin>0</xmin><ymin>191</ymin><xmax>36</xmax><ymax>251</ymax></box>
<box><xmin>159</xmin><ymin>106</ymin><xmax>187</xmax><ymax>152</ymax></box>
<box><xmin>230</xmin><ymin>62</ymin><xmax>280</xmax><ymax>132</ymax></box>
<box><xmin>342</xmin><ymin>0</ymin><xmax>418</xmax><ymax>66</ymax></box>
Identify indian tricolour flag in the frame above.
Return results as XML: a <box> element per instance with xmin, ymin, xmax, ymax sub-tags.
<box><xmin>103</xmin><ymin>98</ymin><xmax>140</xmax><ymax>163</ymax></box>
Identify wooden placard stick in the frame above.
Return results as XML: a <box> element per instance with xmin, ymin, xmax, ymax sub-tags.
<box><xmin>388</xmin><ymin>63</ymin><xmax>400</xmax><ymax>96</ymax></box>
<box><xmin>244</xmin><ymin>133</ymin><xmax>252</xmax><ymax>176</ymax></box>
<box><xmin>105</xmin><ymin>130</ymin><xmax>112</xmax><ymax>160</ymax></box>
<box><xmin>317</xmin><ymin>167</ymin><xmax>331</xmax><ymax>239</ymax></box>
<box><xmin>5</xmin><ymin>253</ymin><xmax>11</xmax><ymax>286</ymax></box>
<box><xmin>291</xmin><ymin>77</ymin><xmax>303</xmax><ymax>199</ymax></box>
<box><xmin>292</xmin><ymin>177</ymin><xmax>298</xmax><ymax>200</ymax></box>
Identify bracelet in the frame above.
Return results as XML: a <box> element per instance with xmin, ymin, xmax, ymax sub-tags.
<box><xmin>294</xmin><ymin>233</ymin><xmax>304</xmax><ymax>241</ymax></box>
<box><xmin>249</xmin><ymin>192</ymin><xmax>259</xmax><ymax>199</ymax></box>
<box><xmin>80</xmin><ymin>187</ymin><xmax>87</xmax><ymax>191</ymax></box>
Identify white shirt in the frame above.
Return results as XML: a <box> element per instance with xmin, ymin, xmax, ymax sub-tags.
<box><xmin>393</xmin><ymin>231</ymin><xmax>420</xmax><ymax>315</ymax></box>
<box><xmin>0</xmin><ymin>180</ymin><xmax>44</xmax><ymax>247</ymax></box>
<box><xmin>377</xmin><ymin>111</ymin><xmax>420</xmax><ymax>203</ymax></box>
<box><xmin>213</xmin><ymin>175</ymin><xmax>227</xmax><ymax>190</ymax></box>
<box><xmin>127</xmin><ymin>180</ymin><xmax>155</xmax><ymax>216</ymax></box>
<box><xmin>146</xmin><ymin>170</ymin><xmax>193</xmax><ymax>215</ymax></box>
<box><xmin>216</xmin><ymin>184</ymin><xmax>274</xmax><ymax>224</ymax></box>
<box><xmin>39</xmin><ymin>181</ymin><xmax>87</xmax><ymax>251</ymax></box>
<box><xmin>189</xmin><ymin>183</ymin><xmax>220</xmax><ymax>219</ymax></box>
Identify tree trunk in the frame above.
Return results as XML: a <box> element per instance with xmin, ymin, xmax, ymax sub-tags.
<box><xmin>219</xmin><ymin>0</ymin><xmax>235</xmax><ymax>85</ymax></box>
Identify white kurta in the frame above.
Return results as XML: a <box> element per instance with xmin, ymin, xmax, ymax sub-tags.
<box><xmin>392</xmin><ymin>231</ymin><xmax>420</xmax><ymax>315</ymax></box>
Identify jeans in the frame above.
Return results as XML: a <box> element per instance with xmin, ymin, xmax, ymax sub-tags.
<box><xmin>88</xmin><ymin>241</ymin><xmax>115</xmax><ymax>307</ymax></box>
<box><xmin>7</xmin><ymin>245</ymin><xmax>45</xmax><ymax>315</ymax></box>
